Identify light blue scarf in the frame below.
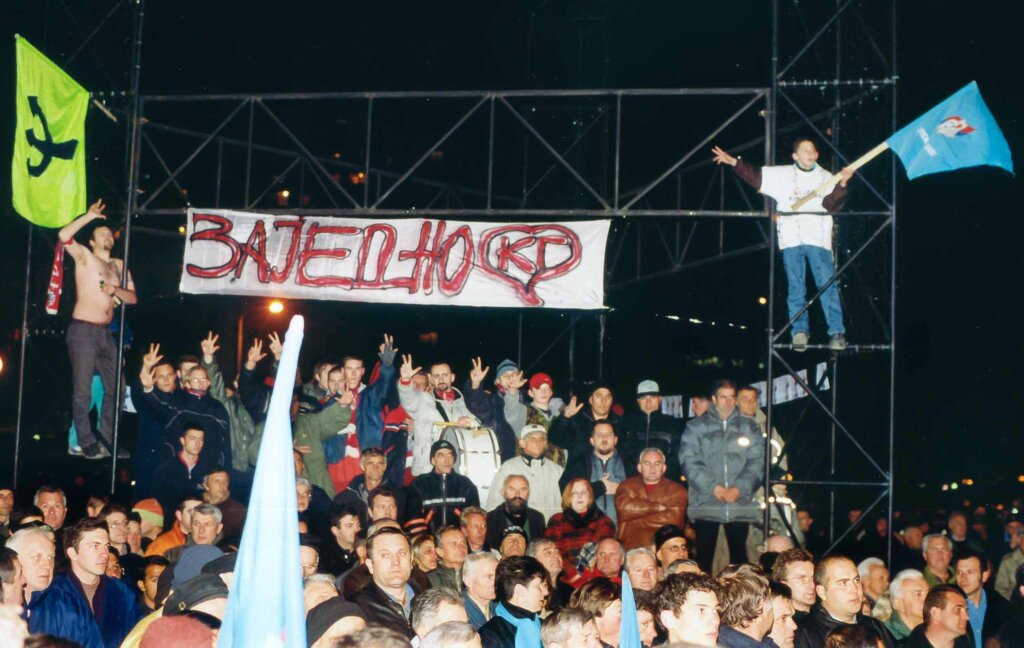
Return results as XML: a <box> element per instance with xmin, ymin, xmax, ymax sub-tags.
<box><xmin>494</xmin><ymin>602</ymin><xmax>541</xmax><ymax>648</ymax></box>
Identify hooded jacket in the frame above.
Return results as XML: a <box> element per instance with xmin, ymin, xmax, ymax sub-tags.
<box><xmin>679</xmin><ymin>405</ymin><xmax>765</xmax><ymax>524</ymax></box>
<box><xmin>398</xmin><ymin>382</ymin><xmax>479</xmax><ymax>476</ymax></box>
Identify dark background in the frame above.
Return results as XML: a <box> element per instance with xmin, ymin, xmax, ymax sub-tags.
<box><xmin>0</xmin><ymin>1</ymin><xmax>1019</xmax><ymax>522</ymax></box>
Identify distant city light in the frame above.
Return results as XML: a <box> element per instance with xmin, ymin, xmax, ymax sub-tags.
<box><xmin>178</xmin><ymin>226</ymin><xmax>186</xmax><ymax>234</ymax></box>
<box><xmin>758</xmin><ymin>296</ymin><xmax>767</xmax><ymax>305</ymax></box>
<box><xmin>280</xmin><ymin>189</ymin><xmax>291</xmax><ymax>198</ymax></box>
<box><xmin>664</xmin><ymin>315</ymin><xmax>680</xmax><ymax>321</ymax></box>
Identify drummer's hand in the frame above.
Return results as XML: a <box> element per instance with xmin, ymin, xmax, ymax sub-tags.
<box><xmin>563</xmin><ymin>396</ymin><xmax>584</xmax><ymax>418</ymax></box>
<box><xmin>456</xmin><ymin>416</ymin><xmax>473</xmax><ymax>428</ymax></box>
<box><xmin>469</xmin><ymin>356</ymin><xmax>489</xmax><ymax>389</ymax></box>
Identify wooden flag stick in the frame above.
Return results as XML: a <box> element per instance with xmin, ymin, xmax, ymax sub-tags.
<box><xmin>790</xmin><ymin>141</ymin><xmax>890</xmax><ymax>210</ymax></box>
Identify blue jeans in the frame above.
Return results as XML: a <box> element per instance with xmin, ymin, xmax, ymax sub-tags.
<box><xmin>782</xmin><ymin>244</ymin><xmax>845</xmax><ymax>337</ymax></box>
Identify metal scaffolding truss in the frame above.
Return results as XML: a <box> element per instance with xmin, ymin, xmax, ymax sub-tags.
<box><xmin>764</xmin><ymin>0</ymin><xmax>897</xmax><ymax>563</ymax></box>
<box><xmin>12</xmin><ymin>0</ymin><xmax>899</xmax><ymax>547</ymax></box>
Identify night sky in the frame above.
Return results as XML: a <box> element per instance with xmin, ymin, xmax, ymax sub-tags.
<box><xmin>0</xmin><ymin>1</ymin><xmax>1020</xmax><ymax>514</ymax></box>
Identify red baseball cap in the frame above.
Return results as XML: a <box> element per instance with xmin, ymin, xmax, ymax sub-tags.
<box><xmin>529</xmin><ymin>373</ymin><xmax>553</xmax><ymax>390</ymax></box>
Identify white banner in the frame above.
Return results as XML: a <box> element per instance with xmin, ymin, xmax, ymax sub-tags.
<box><xmin>180</xmin><ymin>209</ymin><xmax>611</xmax><ymax>309</ymax></box>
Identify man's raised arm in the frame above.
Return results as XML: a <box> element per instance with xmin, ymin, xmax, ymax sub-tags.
<box><xmin>58</xmin><ymin>198</ymin><xmax>106</xmax><ymax>257</ymax></box>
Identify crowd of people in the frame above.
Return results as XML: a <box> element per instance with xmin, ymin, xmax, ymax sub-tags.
<box><xmin>2</xmin><ymin>324</ymin><xmax>1024</xmax><ymax>648</ymax></box>
<box><xmin>0</xmin><ymin>158</ymin><xmax>1017</xmax><ymax>648</ymax></box>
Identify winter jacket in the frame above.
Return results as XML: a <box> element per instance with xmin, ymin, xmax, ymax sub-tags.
<box><xmin>405</xmin><ymin>470</ymin><xmax>480</xmax><ymax>533</ymax></box>
<box><xmin>614</xmin><ymin>476</ymin><xmax>688</xmax><ymax>550</ymax></box>
<box><xmin>152</xmin><ymin>454</ymin><xmax>210</xmax><ymax>521</ymax></box>
<box><xmin>900</xmin><ymin>623</ymin><xmax>972</xmax><ymax>648</ymax></box>
<box><xmin>128</xmin><ymin>381</ymin><xmax>170</xmax><ymax>498</ymax></box>
<box><xmin>479</xmin><ymin>601</ymin><xmax>539</xmax><ymax>648</ymax></box>
<box><xmin>794</xmin><ymin>603</ymin><xmax>894</xmax><ymax>648</ymax></box>
<box><xmin>679</xmin><ymin>406</ymin><xmax>765</xmax><ymax>524</ymax></box>
<box><xmin>548</xmin><ymin>408</ymin><xmax>620</xmax><ymax>465</ymax></box>
<box><xmin>349</xmin><ymin>581</ymin><xmax>418</xmax><ymax>639</ymax></box>
<box><xmin>485</xmin><ymin>455</ymin><xmax>564</xmax><ymax>522</ymax></box>
<box><xmin>486</xmin><ymin>505</ymin><xmax>547</xmax><ymax>551</ymax></box>
<box><xmin>333</xmin><ymin>475</ymin><xmax>407</xmax><ymax>527</ymax></box>
<box><xmin>463</xmin><ymin>381</ymin><xmax>518</xmax><ymax>463</ymax></box>
<box><xmin>28</xmin><ymin>572</ymin><xmax>143</xmax><ymax>648</ymax></box>
<box><xmin>201</xmin><ymin>357</ymin><xmax>256</xmax><ymax>473</ymax></box>
<box><xmin>616</xmin><ymin>409</ymin><xmax>683</xmax><ymax>479</ymax></box>
<box><xmin>398</xmin><ymin>382</ymin><xmax>479</xmax><ymax>476</ymax></box>
<box><xmin>996</xmin><ymin>549</ymin><xmax>1024</xmax><ymax>600</ymax></box>
<box><xmin>428</xmin><ymin>563</ymin><xmax>463</xmax><ymax>592</ymax></box>
<box><xmin>293</xmin><ymin>399</ymin><xmax>353</xmax><ymax>498</ymax></box>
<box><xmin>544</xmin><ymin>506</ymin><xmax>617</xmax><ymax>579</ymax></box>
<box><xmin>138</xmin><ymin>384</ymin><xmax>233</xmax><ymax>468</ymax></box>
<box><xmin>719</xmin><ymin>625</ymin><xmax>777</xmax><ymax>648</ymax></box>
<box><xmin>353</xmin><ymin>361</ymin><xmax>396</xmax><ymax>449</ymax></box>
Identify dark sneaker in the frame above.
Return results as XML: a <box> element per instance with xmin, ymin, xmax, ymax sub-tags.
<box><xmin>81</xmin><ymin>443</ymin><xmax>110</xmax><ymax>460</ymax></box>
<box><xmin>792</xmin><ymin>331</ymin><xmax>809</xmax><ymax>352</ymax></box>
<box><xmin>829</xmin><ymin>333</ymin><xmax>848</xmax><ymax>351</ymax></box>
<box><xmin>68</xmin><ymin>445</ymin><xmax>84</xmax><ymax>456</ymax></box>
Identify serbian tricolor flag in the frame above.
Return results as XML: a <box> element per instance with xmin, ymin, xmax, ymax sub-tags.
<box><xmin>886</xmin><ymin>81</ymin><xmax>1013</xmax><ymax>179</ymax></box>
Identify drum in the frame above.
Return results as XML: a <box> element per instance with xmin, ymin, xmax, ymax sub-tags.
<box><xmin>442</xmin><ymin>425</ymin><xmax>502</xmax><ymax>503</ymax></box>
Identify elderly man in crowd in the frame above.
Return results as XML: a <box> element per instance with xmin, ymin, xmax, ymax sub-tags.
<box><xmin>486</xmin><ymin>423</ymin><xmax>564</xmax><ymax>521</ymax></box>
<box><xmin>615</xmin><ymin>448</ymin><xmax>687</xmax><ymax>550</ymax></box>
<box><xmin>922</xmin><ymin>534</ymin><xmax>956</xmax><ymax>586</ymax></box>
<box><xmin>462</xmin><ymin>552</ymin><xmax>498</xmax><ymax>629</ymax></box>
<box><xmin>885</xmin><ymin>569</ymin><xmax>929</xmax><ymax>641</ymax></box>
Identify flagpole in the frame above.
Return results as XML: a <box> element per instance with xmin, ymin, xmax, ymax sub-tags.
<box><xmin>12</xmin><ymin>220</ymin><xmax>33</xmax><ymax>487</ymax></box>
<box><xmin>110</xmin><ymin>0</ymin><xmax>146</xmax><ymax>492</ymax></box>
<box><xmin>790</xmin><ymin>141</ymin><xmax>890</xmax><ymax>210</ymax></box>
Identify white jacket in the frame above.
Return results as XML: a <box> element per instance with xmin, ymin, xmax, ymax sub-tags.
<box><xmin>399</xmin><ymin>382</ymin><xmax>479</xmax><ymax>476</ymax></box>
<box><xmin>485</xmin><ymin>454</ymin><xmax>565</xmax><ymax>522</ymax></box>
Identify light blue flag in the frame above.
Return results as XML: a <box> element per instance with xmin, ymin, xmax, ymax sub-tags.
<box><xmin>619</xmin><ymin>572</ymin><xmax>643</xmax><ymax>648</ymax></box>
<box><xmin>886</xmin><ymin>81</ymin><xmax>1013</xmax><ymax>180</ymax></box>
<box><xmin>218</xmin><ymin>315</ymin><xmax>307</xmax><ymax>648</ymax></box>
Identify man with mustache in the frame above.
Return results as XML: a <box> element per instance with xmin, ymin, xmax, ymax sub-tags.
<box><xmin>485</xmin><ymin>475</ymin><xmax>546</xmax><ymax>551</ymax></box>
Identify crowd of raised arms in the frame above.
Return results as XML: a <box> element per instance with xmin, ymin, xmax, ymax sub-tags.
<box><xmin>2</xmin><ymin>326</ymin><xmax>1024</xmax><ymax>648</ymax></box>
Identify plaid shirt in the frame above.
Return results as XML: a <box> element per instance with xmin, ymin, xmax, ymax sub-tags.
<box><xmin>543</xmin><ymin>506</ymin><xmax>616</xmax><ymax>579</ymax></box>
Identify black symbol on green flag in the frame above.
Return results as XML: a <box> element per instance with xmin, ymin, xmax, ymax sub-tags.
<box><xmin>25</xmin><ymin>96</ymin><xmax>79</xmax><ymax>177</ymax></box>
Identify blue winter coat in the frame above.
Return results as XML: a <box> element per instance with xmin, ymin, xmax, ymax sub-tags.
<box><xmin>28</xmin><ymin>572</ymin><xmax>143</xmax><ymax>648</ymax></box>
<box><xmin>679</xmin><ymin>406</ymin><xmax>765</xmax><ymax>523</ymax></box>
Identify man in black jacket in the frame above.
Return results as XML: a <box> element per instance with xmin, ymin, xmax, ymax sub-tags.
<box><xmin>405</xmin><ymin>440</ymin><xmax>480</xmax><ymax>535</ymax></box>
<box><xmin>463</xmin><ymin>357</ymin><xmax>520</xmax><ymax>463</ymax></box>
<box><xmin>616</xmin><ymin>380</ymin><xmax>683</xmax><ymax>480</ymax></box>
<box><xmin>548</xmin><ymin>382</ymin><xmax>620</xmax><ymax>464</ymax></box>
<box><xmin>479</xmin><ymin>555</ymin><xmax>549</xmax><ymax>648</ymax></box>
<box><xmin>902</xmin><ymin>584</ymin><xmax>972</xmax><ymax>648</ymax></box>
<box><xmin>794</xmin><ymin>555</ymin><xmax>895</xmax><ymax>648</ymax></box>
<box><xmin>350</xmin><ymin>526</ymin><xmax>419</xmax><ymax>639</ymax></box>
<box><xmin>559</xmin><ymin>421</ymin><xmax>637</xmax><ymax>527</ymax></box>
<box><xmin>485</xmin><ymin>475</ymin><xmax>545</xmax><ymax>550</ymax></box>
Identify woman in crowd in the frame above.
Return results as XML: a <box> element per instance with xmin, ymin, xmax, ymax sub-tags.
<box><xmin>544</xmin><ymin>479</ymin><xmax>616</xmax><ymax>584</ymax></box>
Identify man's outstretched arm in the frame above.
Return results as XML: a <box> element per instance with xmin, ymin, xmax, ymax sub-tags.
<box><xmin>58</xmin><ymin>198</ymin><xmax>106</xmax><ymax>259</ymax></box>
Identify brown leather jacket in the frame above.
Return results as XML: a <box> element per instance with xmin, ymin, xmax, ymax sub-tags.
<box><xmin>614</xmin><ymin>476</ymin><xmax>688</xmax><ymax>550</ymax></box>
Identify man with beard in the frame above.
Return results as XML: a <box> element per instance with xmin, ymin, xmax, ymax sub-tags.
<box><xmin>398</xmin><ymin>355</ymin><xmax>480</xmax><ymax>476</ymax></box>
<box><xmin>58</xmin><ymin>199</ymin><xmax>138</xmax><ymax>459</ymax></box>
<box><xmin>486</xmin><ymin>475</ymin><xmax>546</xmax><ymax>550</ymax></box>
<box><xmin>793</xmin><ymin>555</ymin><xmax>894</xmax><ymax>648</ymax></box>
<box><xmin>29</xmin><ymin>517</ymin><xmax>143</xmax><ymax>647</ymax></box>
<box><xmin>549</xmin><ymin>383</ymin><xmax>620</xmax><ymax>464</ymax></box>
<box><xmin>559</xmin><ymin>422</ymin><xmax>636</xmax><ymax>527</ymax></box>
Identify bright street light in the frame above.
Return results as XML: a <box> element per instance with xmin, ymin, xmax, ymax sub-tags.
<box><xmin>268</xmin><ymin>300</ymin><xmax>285</xmax><ymax>314</ymax></box>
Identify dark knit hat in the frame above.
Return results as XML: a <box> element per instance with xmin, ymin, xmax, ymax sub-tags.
<box><xmin>163</xmin><ymin>574</ymin><xmax>229</xmax><ymax>615</ymax></box>
<box><xmin>430</xmin><ymin>439</ymin><xmax>458</xmax><ymax>461</ymax></box>
<box><xmin>306</xmin><ymin>597</ymin><xmax>368</xmax><ymax>647</ymax></box>
<box><xmin>653</xmin><ymin>524</ymin><xmax>687</xmax><ymax>552</ymax></box>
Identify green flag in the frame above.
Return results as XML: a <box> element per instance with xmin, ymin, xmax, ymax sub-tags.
<box><xmin>12</xmin><ymin>35</ymin><xmax>89</xmax><ymax>228</ymax></box>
